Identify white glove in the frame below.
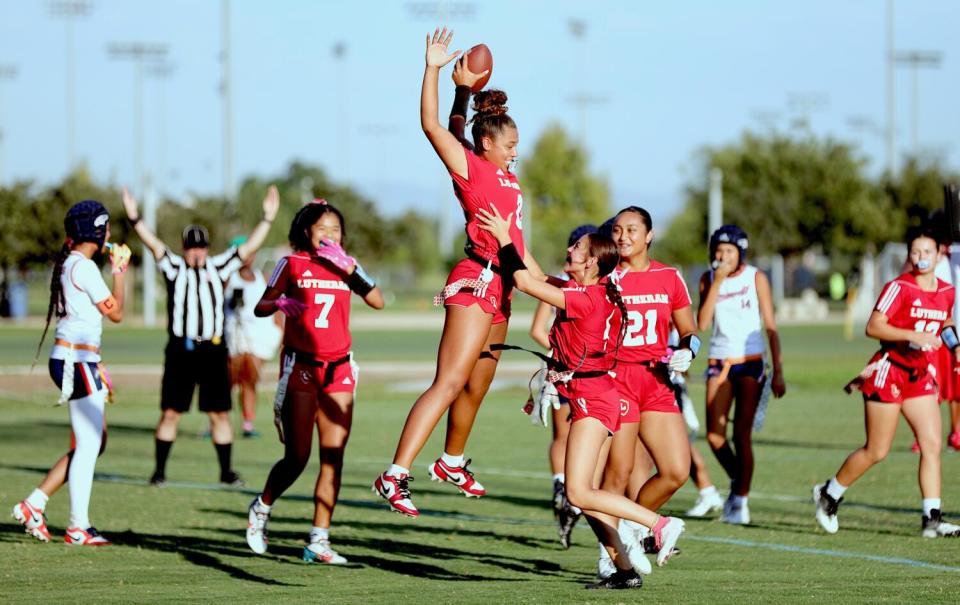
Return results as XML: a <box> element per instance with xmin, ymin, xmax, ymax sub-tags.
<box><xmin>533</xmin><ymin>380</ymin><xmax>561</xmax><ymax>427</ymax></box>
<box><xmin>668</xmin><ymin>348</ymin><xmax>693</xmax><ymax>373</ymax></box>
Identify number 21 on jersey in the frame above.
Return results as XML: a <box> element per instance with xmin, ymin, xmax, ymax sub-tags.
<box><xmin>624</xmin><ymin>309</ymin><xmax>658</xmax><ymax>346</ymax></box>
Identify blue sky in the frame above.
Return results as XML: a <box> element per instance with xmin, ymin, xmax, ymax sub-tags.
<box><xmin>0</xmin><ymin>0</ymin><xmax>956</xmax><ymax>228</ymax></box>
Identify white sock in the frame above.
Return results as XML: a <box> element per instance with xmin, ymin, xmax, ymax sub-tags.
<box><xmin>67</xmin><ymin>386</ymin><xmax>106</xmax><ymax>529</ymax></box>
<box><xmin>826</xmin><ymin>477</ymin><xmax>848</xmax><ymax>500</ymax></box>
<box><xmin>597</xmin><ymin>541</ymin><xmax>610</xmax><ymax>560</ymax></box>
<box><xmin>923</xmin><ymin>498</ymin><xmax>941</xmax><ymax>517</ymax></box>
<box><xmin>732</xmin><ymin>495</ymin><xmax>748</xmax><ymax>507</ymax></box>
<box><xmin>441</xmin><ymin>452</ymin><xmax>464</xmax><ymax>467</ymax></box>
<box><xmin>387</xmin><ymin>464</ymin><xmax>409</xmax><ymax>477</ymax></box>
<box><xmin>553</xmin><ymin>473</ymin><xmax>565</xmax><ymax>483</ymax></box>
<box><xmin>700</xmin><ymin>485</ymin><xmax>719</xmax><ymax>498</ymax></box>
<box><xmin>27</xmin><ymin>488</ymin><xmax>49</xmax><ymax>511</ymax></box>
<box><xmin>309</xmin><ymin>526</ymin><xmax>329</xmax><ymax>543</ymax></box>
<box><xmin>255</xmin><ymin>495</ymin><xmax>272</xmax><ymax>513</ymax></box>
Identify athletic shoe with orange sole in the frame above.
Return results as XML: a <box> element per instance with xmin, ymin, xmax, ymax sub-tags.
<box><xmin>64</xmin><ymin>526</ymin><xmax>110</xmax><ymax>546</ymax></box>
<box><xmin>426</xmin><ymin>458</ymin><xmax>486</xmax><ymax>497</ymax></box>
<box><xmin>12</xmin><ymin>500</ymin><xmax>50</xmax><ymax>542</ymax></box>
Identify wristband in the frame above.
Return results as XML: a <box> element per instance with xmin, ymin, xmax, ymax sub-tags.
<box><xmin>941</xmin><ymin>326</ymin><xmax>960</xmax><ymax>352</ymax></box>
<box><xmin>347</xmin><ymin>263</ymin><xmax>376</xmax><ymax>297</ymax></box>
<box><xmin>129</xmin><ymin>215</ymin><xmax>141</xmax><ymax>226</ymax></box>
<box><xmin>450</xmin><ymin>85</ymin><xmax>471</xmax><ymax>120</ymax></box>
<box><xmin>497</xmin><ymin>244</ymin><xmax>526</xmax><ymax>275</ymax></box>
<box><xmin>678</xmin><ymin>334</ymin><xmax>701</xmax><ymax>358</ymax></box>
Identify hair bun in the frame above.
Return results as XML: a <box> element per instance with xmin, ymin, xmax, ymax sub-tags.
<box><xmin>472</xmin><ymin>89</ymin><xmax>508</xmax><ymax>117</ymax></box>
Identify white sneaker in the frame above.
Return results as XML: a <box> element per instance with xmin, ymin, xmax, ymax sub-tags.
<box><xmin>12</xmin><ymin>500</ymin><xmax>51</xmax><ymax>542</ymax></box>
<box><xmin>653</xmin><ymin>517</ymin><xmax>685</xmax><ymax>567</ymax></box>
<box><xmin>619</xmin><ymin>522</ymin><xmax>652</xmax><ymax>575</ymax></box>
<box><xmin>246</xmin><ymin>496</ymin><xmax>270</xmax><ymax>555</ymax></box>
<box><xmin>303</xmin><ymin>539</ymin><xmax>348</xmax><ymax>564</ymax></box>
<box><xmin>596</xmin><ymin>536</ymin><xmax>652</xmax><ymax>578</ymax></box>
<box><xmin>597</xmin><ymin>550</ymin><xmax>616</xmax><ymax>579</ymax></box>
<box><xmin>686</xmin><ymin>489</ymin><xmax>724</xmax><ymax>517</ymax></box>
<box><xmin>813</xmin><ymin>483</ymin><xmax>840</xmax><ymax>534</ymax></box>
<box><xmin>721</xmin><ymin>495</ymin><xmax>750</xmax><ymax>525</ymax></box>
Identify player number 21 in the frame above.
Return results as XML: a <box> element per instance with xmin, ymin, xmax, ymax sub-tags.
<box><xmin>314</xmin><ymin>293</ymin><xmax>335</xmax><ymax>329</ymax></box>
<box><xmin>624</xmin><ymin>309</ymin><xmax>658</xmax><ymax>346</ymax></box>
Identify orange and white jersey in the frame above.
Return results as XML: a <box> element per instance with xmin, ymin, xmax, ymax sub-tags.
<box><xmin>52</xmin><ymin>252</ymin><xmax>111</xmax><ymax>363</ymax></box>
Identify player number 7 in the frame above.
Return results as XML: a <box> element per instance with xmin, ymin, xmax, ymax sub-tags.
<box><xmin>314</xmin><ymin>293</ymin><xmax>335</xmax><ymax>329</ymax></box>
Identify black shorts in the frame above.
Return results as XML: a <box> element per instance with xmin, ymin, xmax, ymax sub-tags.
<box><xmin>161</xmin><ymin>338</ymin><xmax>231</xmax><ymax>413</ymax></box>
<box><xmin>49</xmin><ymin>359</ymin><xmax>104</xmax><ymax>401</ymax></box>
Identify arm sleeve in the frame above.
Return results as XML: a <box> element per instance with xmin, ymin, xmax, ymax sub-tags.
<box><xmin>156</xmin><ymin>249</ymin><xmax>182</xmax><ymax>281</ymax></box>
<box><xmin>874</xmin><ymin>280</ymin><xmax>904</xmax><ymax>318</ymax></box>
<box><xmin>211</xmin><ymin>246</ymin><xmax>244</xmax><ymax>281</ymax></box>
<box><xmin>562</xmin><ymin>287</ymin><xmax>597</xmax><ymax>320</ymax></box>
<box><xmin>672</xmin><ymin>269</ymin><xmax>693</xmax><ymax>310</ymax></box>
<box><xmin>72</xmin><ymin>258</ymin><xmax>112</xmax><ymax>305</ymax></box>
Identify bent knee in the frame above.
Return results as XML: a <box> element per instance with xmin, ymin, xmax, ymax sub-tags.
<box><xmin>565</xmin><ymin>484</ymin><xmax>591</xmax><ymax>510</ymax></box>
<box><xmin>706</xmin><ymin>432</ymin><xmax>727</xmax><ymax>449</ymax></box>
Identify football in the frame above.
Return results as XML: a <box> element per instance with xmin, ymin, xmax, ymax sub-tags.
<box><xmin>465</xmin><ymin>43</ymin><xmax>492</xmax><ymax>92</ymax></box>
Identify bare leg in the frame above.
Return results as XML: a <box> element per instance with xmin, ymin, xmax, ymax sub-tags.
<box><xmin>901</xmin><ymin>395</ymin><xmax>942</xmax><ymax>499</ymax></box>
<box><xmin>37</xmin><ymin>453</ymin><xmax>71</xmax><ymax>497</ymax></box>
<box><xmin>626</xmin><ymin>439</ymin><xmax>654</xmax><ymax>501</ymax></box>
<box><xmin>312</xmin><ymin>391</ymin><xmax>354</xmax><ymax>528</ymax></box>
<box><xmin>599</xmin><ymin>421</ymin><xmax>639</xmax><ymax>498</ymax></box>
<box><xmin>730</xmin><ymin>377</ymin><xmax>761</xmax><ymax>496</ymax></box>
<box><xmin>442</xmin><ymin>320</ymin><xmax>508</xmax><ymax>455</ymax></box>
<box><xmin>834</xmin><ymin>400</ymin><xmax>900</xmax><ymax>488</ymax></box>
<box><xmin>689</xmin><ymin>442</ymin><xmax>714</xmax><ymax>489</ymax></box>
<box><xmin>261</xmin><ymin>392</ymin><xmax>317</xmax><ymax>505</ymax></box>
<box><xmin>392</xmin><ymin>305</ymin><xmax>493</xmax><ymax>468</ymax></box>
<box><xmin>635</xmin><ymin>412</ymin><xmax>691</xmax><ymax>510</ymax></box>
<box><xmin>155</xmin><ymin>409</ymin><xmax>182</xmax><ymax>442</ymax></box>
<box><xmin>549</xmin><ymin>405</ymin><xmax>571</xmax><ymax>475</ymax></box>
<box><xmin>705</xmin><ymin>376</ymin><xmax>737</xmax><ymax>480</ymax></box>
<box><xmin>208</xmin><ymin>411</ymin><xmax>234</xmax><ymax>445</ymax></box>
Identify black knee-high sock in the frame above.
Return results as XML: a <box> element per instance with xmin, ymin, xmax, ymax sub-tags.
<box><xmin>154</xmin><ymin>438</ymin><xmax>173</xmax><ymax>476</ymax></box>
<box><xmin>215</xmin><ymin>442</ymin><xmax>232</xmax><ymax>477</ymax></box>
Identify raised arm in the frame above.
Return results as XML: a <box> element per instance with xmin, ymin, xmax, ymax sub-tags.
<box><xmin>121</xmin><ymin>188</ymin><xmax>166</xmax><ymax>261</ymax></box>
<box><xmin>447</xmin><ymin>53</ymin><xmax>485</xmax><ymax>150</ymax></box>
<box><xmin>422</xmin><ymin>28</ymin><xmax>470</xmax><ymax>179</ymax></box>
<box><xmin>237</xmin><ymin>185</ymin><xmax>280</xmax><ymax>261</ymax></box>
<box><xmin>755</xmin><ymin>270</ymin><xmax>786</xmax><ymax>397</ymax></box>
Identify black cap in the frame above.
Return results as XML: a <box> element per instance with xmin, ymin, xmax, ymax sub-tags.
<box><xmin>182</xmin><ymin>225</ymin><xmax>210</xmax><ymax>249</ymax></box>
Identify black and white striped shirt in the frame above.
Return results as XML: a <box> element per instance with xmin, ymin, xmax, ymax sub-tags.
<box><xmin>158</xmin><ymin>247</ymin><xmax>244</xmax><ymax>341</ymax></box>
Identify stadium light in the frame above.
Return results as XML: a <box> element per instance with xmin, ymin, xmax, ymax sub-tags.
<box><xmin>48</xmin><ymin>0</ymin><xmax>92</xmax><ymax>173</ymax></box>
<box><xmin>0</xmin><ymin>64</ymin><xmax>17</xmax><ymax>186</ymax></box>
<box><xmin>894</xmin><ymin>50</ymin><xmax>943</xmax><ymax>157</ymax></box>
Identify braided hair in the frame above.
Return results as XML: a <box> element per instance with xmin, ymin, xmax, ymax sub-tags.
<box><xmin>35</xmin><ymin>241</ymin><xmax>73</xmax><ymax>363</ymax></box>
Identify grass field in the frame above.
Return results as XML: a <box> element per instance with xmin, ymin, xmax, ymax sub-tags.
<box><xmin>1</xmin><ymin>323</ymin><xmax>959</xmax><ymax>604</ymax></box>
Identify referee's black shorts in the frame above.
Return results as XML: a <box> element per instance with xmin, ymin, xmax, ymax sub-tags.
<box><xmin>161</xmin><ymin>338</ymin><xmax>232</xmax><ymax>413</ymax></box>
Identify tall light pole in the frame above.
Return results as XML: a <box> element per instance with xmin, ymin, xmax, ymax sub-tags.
<box><xmin>108</xmin><ymin>42</ymin><xmax>168</xmax><ymax>326</ymax></box>
<box><xmin>566</xmin><ymin>19</ymin><xmax>608</xmax><ymax>142</ymax></box>
<box><xmin>221</xmin><ymin>0</ymin><xmax>234</xmax><ymax>200</ymax></box>
<box><xmin>332</xmin><ymin>42</ymin><xmax>349</xmax><ymax>182</ymax></box>
<box><xmin>48</xmin><ymin>0</ymin><xmax>91</xmax><ymax>173</ymax></box>
<box><xmin>0</xmin><ymin>65</ymin><xmax>17</xmax><ymax>186</ymax></box>
<box><xmin>145</xmin><ymin>61</ymin><xmax>175</xmax><ymax>198</ymax></box>
<box><xmin>894</xmin><ymin>50</ymin><xmax>943</xmax><ymax>158</ymax></box>
<box><xmin>885</xmin><ymin>0</ymin><xmax>895</xmax><ymax>174</ymax></box>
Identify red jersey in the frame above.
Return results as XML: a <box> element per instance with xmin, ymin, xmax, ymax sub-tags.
<box><xmin>267</xmin><ymin>252</ymin><xmax>353</xmax><ymax>361</ymax></box>
<box><xmin>450</xmin><ymin>147</ymin><xmax>525</xmax><ymax>261</ymax></box>
<box><xmin>549</xmin><ymin>280</ymin><xmax>623</xmax><ymax>373</ymax></box>
<box><xmin>613</xmin><ymin>261</ymin><xmax>692</xmax><ymax>363</ymax></box>
<box><xmin>874</xmin><ymin>272</ymin><xmax>954</xmax><ymax>368</ymax></box>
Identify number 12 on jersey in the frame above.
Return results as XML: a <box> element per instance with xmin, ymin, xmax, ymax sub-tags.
<box><xmin>624</xmin><ymin>309</ymin><xmax>658</xmax><ymax>346</ymax></box>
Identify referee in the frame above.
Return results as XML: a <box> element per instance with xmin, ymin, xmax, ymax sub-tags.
<box><xmin>121</xmin><ymin>186</ymin><xmax>280</xmax><ymax>486</ymax></box>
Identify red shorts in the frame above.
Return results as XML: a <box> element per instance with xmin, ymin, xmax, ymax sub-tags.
<box><xmin>858</xmin><ymin>351</ymin><xmax>937</xmax><ymax>404</ymax></box>
<box><xmin>615</xmin><ymin>363</ymin><xmax>680</xmax><ymax>423</ymax></box>
<box><xmin>558</xmin><ymin>374</ymin><xmax>623</xmax><ymax>434</ymax></box>
<box><xmin>285</xmin><ymin>357</ymin><xmax>358</xmax><ymax>398</ymax></box>
<box><xmin>436</xmin><ymin>258</ymin><xmax>513</xmax><ymax>324</ymax></box>
<box><xmin>933</xmin><ymin>345</ymin><xmax>959</xmax><ymax>402</ymax></box>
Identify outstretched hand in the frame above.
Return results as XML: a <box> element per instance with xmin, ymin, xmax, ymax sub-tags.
<box><xmin>476</xmin><ymin>204</ymin><xmax>513</xmax><ymax>246</ymax></box>
<box><xmin>425</xmin><ymin>27</ymin><xmax>460</xmax><ymax>68</ymax></box>
<box><xmin>121</xmin><ymin>188</ymin><xmax>139</xmax><ymax>220</ymax></box>
<box><xmin>262</xmin><ymin>185</ymin><xmax>280</xmax><ymax>221</ymax></box>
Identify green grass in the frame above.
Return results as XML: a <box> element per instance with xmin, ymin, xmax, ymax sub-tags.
<box><xmin>1</xmin><ymin>324</ymin><xmax>959</xmax><ymax>603</ymax></box>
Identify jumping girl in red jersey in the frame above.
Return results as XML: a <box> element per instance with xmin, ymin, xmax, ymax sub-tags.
<box><xmin>374</xmin><ymin>28</ymin><xmax>542</xmax><ymax>517</ymax></box>
<box><xmin>245</xmin><ymin>200</ymin><xmax>384</xmax><ymax>563</ymax></box>
<box><xmin>477</xmin><ymin>204</ymin><xmax>685</xmax><ymax>590</ymax></box>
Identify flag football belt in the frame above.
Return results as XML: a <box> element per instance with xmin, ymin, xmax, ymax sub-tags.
<box><xmin>490</xmin><ymin>344</ymin><xmax>611</xmax><ymax>384</ymax></box>
<box><xmin>465</xmin><ymin>248</ymin><xmax>501</xmax><ymax>275</ymax></box>
<box><xmin>843</xmin><ymin>352</ymin><xmax>922</xmax><ymax>394</ymax></box>
<box><xmin>273</xmin><ymin>349</ymin><xmax>353</xmax><ymax>441</ymax></box>
<box><xmin>433</xmin><ymin>248</ymin><xmax>502</xmax><ymax>306</ymax></box>
<box><xmin>284</xmin><ymin>348</ymin><xmax>352</xmax><ymax>384</ymax></box>
<box><xmin>709</xmin><ymin>354</ymin><xmax>764</xmax><ymax>383</ymax></box>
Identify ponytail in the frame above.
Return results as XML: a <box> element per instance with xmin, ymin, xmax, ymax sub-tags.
<box><xmin>35</xmin><ymin>242</ymin><xmax>71</xmax><ymax>365</ymax></box>
<box><xmin>603</xmin><ymin>278</ymin><xmax>629</xmax><ymax>365</ymax></box>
